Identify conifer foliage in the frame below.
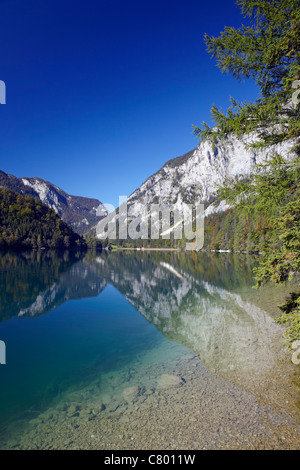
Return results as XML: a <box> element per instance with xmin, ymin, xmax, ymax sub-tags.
<box><xmin>0</xmin><ymin>188</ymin><xmax>86</xmax><ymax>250</ymax></box>
<box><xmin>194</xmin><ymin>0</ymin><xmax>300</xmax><ymax>347</ymax></box>
<box><xmin>193</xmin><ymin>0</ymin><xmax>300</xmax><ymax>155</ymax></box>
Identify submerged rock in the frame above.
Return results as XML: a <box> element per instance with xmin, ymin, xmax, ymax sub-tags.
<box><xmin>157</xmin><ymin>374</ymin><xmax>184</xmax><ymax>389</ymax></box>
<box><xmin>122</xmin><ymin>386</ymin><xmax>145</xmax><ymax>403</ymax></box>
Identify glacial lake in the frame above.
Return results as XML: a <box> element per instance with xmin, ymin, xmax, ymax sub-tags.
<box><xmin>0</xmin><ymin>250</ymin><xmax>299</xmax><ymax>450</ymax></box>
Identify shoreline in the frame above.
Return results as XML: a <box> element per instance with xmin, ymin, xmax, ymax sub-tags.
<box><xmin>111</xmin><ymin>246</ymin><xmax>263</xmax><ymax>254</ymax></box>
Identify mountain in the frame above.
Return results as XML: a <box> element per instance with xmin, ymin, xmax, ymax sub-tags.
<box><xmin>126</xmin><ymin>133</ymin><xmax>296</xmax><ymax>218</ymax></box>
<box><xmin>92</xmin><ymin>132</ymin><xmax>296</xmax><ymax>244</ymax></box>
<box><xmin>0</xmin><ymin>170</ymin><xmax>107</xmax><ymax>234</ymax></box>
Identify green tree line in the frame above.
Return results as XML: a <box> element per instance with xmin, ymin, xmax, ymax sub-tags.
<box><xmin>0</xmin><ymin>188</ymin><xmax>87</xmax><ymax>250</ymax></box>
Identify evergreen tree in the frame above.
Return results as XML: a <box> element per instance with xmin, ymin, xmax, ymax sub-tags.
<box><xmin>193</xmin><ymin>0</ymin><xmax>300</xmax><ymax>155</ymax></box>
<box><xmin>193</xmin><ymin>0</ymin><xmax>300</xmax><ymax>347</ymax></box>
<box><xmin>0</xmin><ymin>188</ymin><xmax>87</xmax><ymax>250</ymax></box>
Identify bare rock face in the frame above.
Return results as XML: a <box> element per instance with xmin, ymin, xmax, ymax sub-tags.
<box><xmin>96</xmin><ymin>133</ymin><xmax>296</xmax><ymax>240</ymax></box>
<box><xmin>126</xmin><ymin>133</ymin><xmax>296</xmax><ymax>219</ymax></box>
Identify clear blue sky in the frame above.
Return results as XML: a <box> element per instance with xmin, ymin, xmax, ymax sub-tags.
<box><xmin>0</xmin><ymin>0</ymin><xmax>259</xmax><ymax>208</ymax></box>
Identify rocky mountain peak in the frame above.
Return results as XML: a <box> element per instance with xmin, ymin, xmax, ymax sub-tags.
<box><xmin>0</xmin><ymin>170</ymin><xmax>107</xmax><ymax>234</ymax></box>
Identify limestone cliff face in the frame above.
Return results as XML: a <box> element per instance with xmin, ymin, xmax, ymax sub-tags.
<box><xmin>126</xmin><ymin>134</ymin><xmax>296</xmax><ymax>217</ymax></box>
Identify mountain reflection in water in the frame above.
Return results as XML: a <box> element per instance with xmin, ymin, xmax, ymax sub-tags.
<box><xmin>0</xmin><ymin>249</ymin><xmax>291</xmax><ymax>390</ymax></box>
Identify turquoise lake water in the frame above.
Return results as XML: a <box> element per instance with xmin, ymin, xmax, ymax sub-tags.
<box><xmin>0</xmin><ymin>250</ymin><xmax>299</xmax><ymax>449</ymax></box>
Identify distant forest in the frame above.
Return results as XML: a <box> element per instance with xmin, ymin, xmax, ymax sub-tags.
<box><xmin>0</xmin><ymin>188</ymin><xmax>87</xmax><ymax>250</ymax></box>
